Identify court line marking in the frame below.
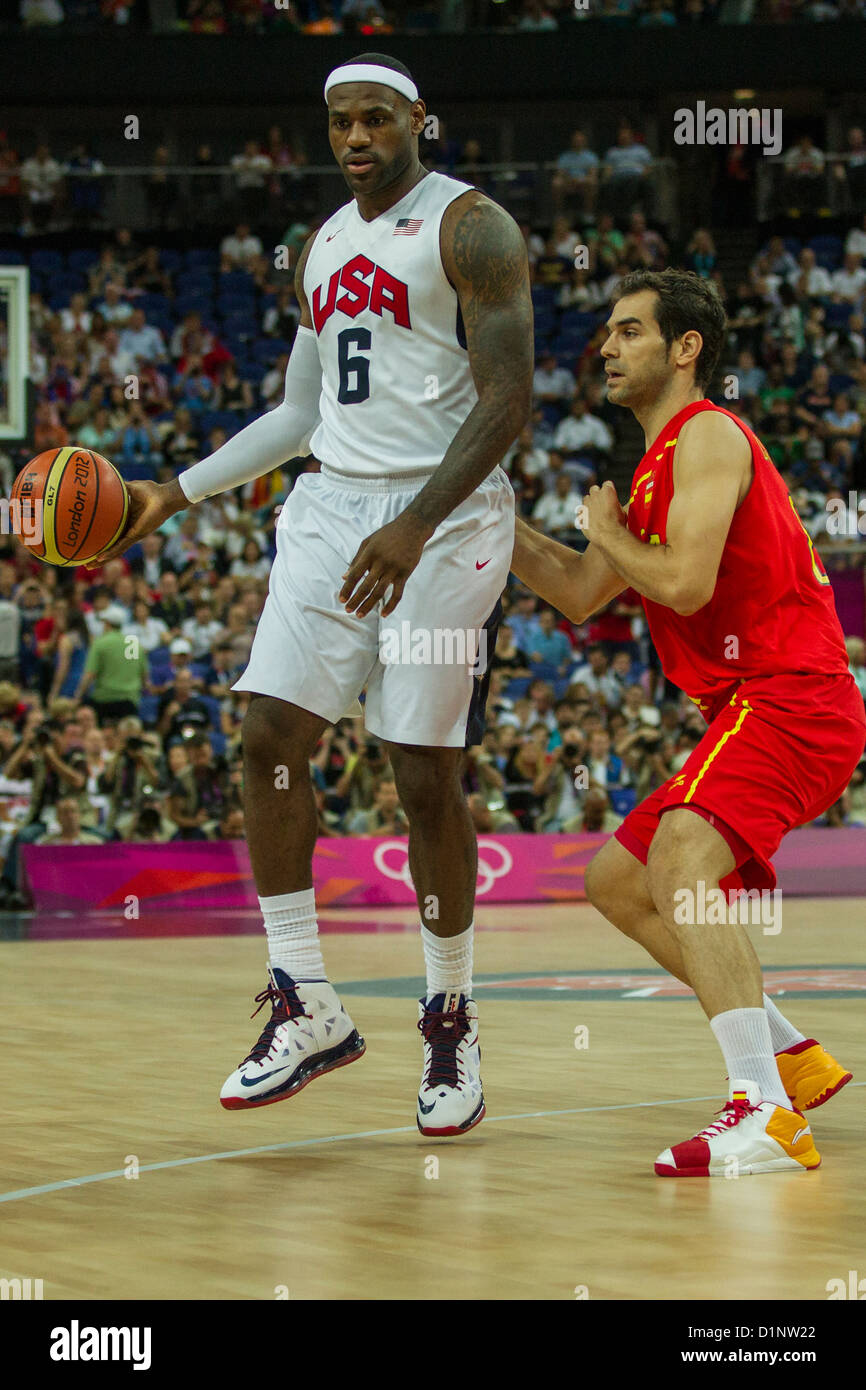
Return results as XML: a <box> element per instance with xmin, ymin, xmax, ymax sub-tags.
<box><xmin>2</xmin><ymin>1084</ymin><xmax>862</xmax><ymax>1207</ymax></box>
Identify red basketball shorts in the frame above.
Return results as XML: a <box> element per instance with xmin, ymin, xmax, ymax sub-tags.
<box><xmin>615</xmin><ymin>672</ymin><xmax>866</xmax><ymax>893</ymax></box>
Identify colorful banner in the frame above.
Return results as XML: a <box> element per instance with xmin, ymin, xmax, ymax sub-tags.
<box><xmin>21</xmin><ymin>827</ymin><xmax>866</xmax><ymax>914</ymax></box>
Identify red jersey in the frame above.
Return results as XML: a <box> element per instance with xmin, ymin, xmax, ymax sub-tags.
<box><xmin>626</xmin><ymin>399</ymin><xmax>850</xmax><ymax>716</ymax></box>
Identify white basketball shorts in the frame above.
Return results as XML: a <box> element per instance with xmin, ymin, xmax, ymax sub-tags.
<box><xmin>232</xmin><ymin>462</ymin><xmax>515</xmax><ymax>748</ymax></box>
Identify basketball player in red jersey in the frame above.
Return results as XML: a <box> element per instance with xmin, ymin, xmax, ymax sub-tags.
<box><xmin>513</xmin><ymin>269</ymin><xmax>866</xmax><ymax>1176</ymax></box>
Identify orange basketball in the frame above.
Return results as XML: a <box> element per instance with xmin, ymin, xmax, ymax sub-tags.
<box><xmin>11</xmin><ymin>447</ymin><xmax>129</xmax><ymax>567</ymax></box>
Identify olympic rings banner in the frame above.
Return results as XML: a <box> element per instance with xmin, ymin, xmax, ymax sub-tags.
<box><xmin>21</xmin><ymin>828</ymin><xmax>866</xmax><ymax>913</ymax></box>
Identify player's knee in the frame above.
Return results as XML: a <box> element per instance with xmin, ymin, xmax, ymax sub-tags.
<box><xmin>241</xmin><ymin>698</ymin><xmax>319</xmax><ymax>772</ymax></box>
<box><xmin>392</xmin><ymin>755</ymin><xmax>462</xmax><ymax>821</ymax></box>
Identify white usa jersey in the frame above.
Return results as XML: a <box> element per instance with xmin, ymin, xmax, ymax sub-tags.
<box><xmin>305</xmin><ymin>171</ymin><xmax>478</xmax><ymax>479</ymax></box>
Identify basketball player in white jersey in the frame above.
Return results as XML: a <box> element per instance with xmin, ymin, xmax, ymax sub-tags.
<box><xmin>94</xmin><ymin>54</ymin><xmax>533</xmax><ymax>1136</ymax></box>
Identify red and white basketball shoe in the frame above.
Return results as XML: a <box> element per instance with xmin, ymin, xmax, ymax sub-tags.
<box><xmin>655</xmin><ymin>1080</ymin><xmax>822</xmax><ymax>1177</ymax></box>
<box><xmin>416</xmin><ymin>992</ymin><xmax>485</xmax><ymax>1137</ymax></box>
<box><xmin>220</xmin><ymin>968</ymin><xmax>365</xmax><ymax>1110</ymax></box>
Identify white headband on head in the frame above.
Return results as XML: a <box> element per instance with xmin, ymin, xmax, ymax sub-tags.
<box><xmin>324</xmin><ymin>63</ymin><xmax>419</xmax><ymax>105</ymax></box>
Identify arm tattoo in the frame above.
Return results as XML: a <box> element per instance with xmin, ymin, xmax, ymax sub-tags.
<box><xmin>404</xmin><ymin>193</ymin><xmax>534</xmax><ymax>534</ymax></box>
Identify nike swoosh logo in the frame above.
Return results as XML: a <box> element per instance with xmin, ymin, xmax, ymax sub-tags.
<box><xmin>240</xmin><ymin>1063</ymin><xmax>294</xmax><ymax>1088</ymax></box>
<box><xmin>418</xmin><ymin>1097</ymin><xmax>437</xmax><ymax>1114</ymax></box>
<box><xmin>475</xmin><ymin>559</ymin><xmax>491</xmax><ymax>570</ymax></box>
<box><xmin>326</xmin><ymin>230</ymin><xmax>341</xmax><ymax>242</ymax></box>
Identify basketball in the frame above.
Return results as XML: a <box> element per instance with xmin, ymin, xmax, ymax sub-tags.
<box><xmin>11</xmin><ymin>447</ymin><xmax>129</xmax><ymax>567</ymax></box>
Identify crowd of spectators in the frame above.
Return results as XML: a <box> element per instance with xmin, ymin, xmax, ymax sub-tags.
<box><xmin>12</xmin><ymin>0</ymin><xmax>866</xmax><ymax>31</ymax></box>
<box><xmin>0</xmin><ymin>125</ymin><xmax>865</xmax><ymax>907</ymax></box>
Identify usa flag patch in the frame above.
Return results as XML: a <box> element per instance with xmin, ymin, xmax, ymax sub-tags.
<box><xmin>393</xmin><ymin>218</ymin><xmax>423</xmax><ymax>235</ymax></box>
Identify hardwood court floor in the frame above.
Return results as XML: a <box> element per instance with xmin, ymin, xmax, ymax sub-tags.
<box><xmin>0</xmin><ymin>899</ymin><xmax>863</xmax><ymax>1301</ymax></box>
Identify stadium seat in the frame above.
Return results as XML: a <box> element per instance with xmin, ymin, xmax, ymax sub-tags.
<box><xmin>176</xmin><ymin>272</ymin><xmax>215</xmax><ymax>295</ymax></box>
<box><xmin>138</xmin><ymin>694</ymin><xmax>160</xmax><ymax>727</ymax></box>
<box><xmin>218</xmin><ymin>293</ymin><xmax>257</xmax><ymax>316</ymax></box>
<box><xmin>608</xmin><ymin>787</ymin><xmax>637</xmax><ymax>817</ymax></box>
<box><xmin>809</xmin><ymin>235</ymin><xmax>843</xmax><ymax>270</ymax></box>
<box><xmin>825</xmin><ymin>302</ymin><xmax>853</xmax><ymax>328</ymax></box>
<box><xmin>159</xmin><ymin>249</ymin><xmax>184</xmax><ymax>273</ymax></box>
<box><xmin>218</xmin><ymin>271</ymin><xmax>255</xmax><ymax>294</ymax></box>
<box><xmin>176</xmin><ymin>293</ymin><xmax>214</xmax><ymax>317</ymax></box>
<box><xmin>67</xmin><ymin>248</ymin><xmax>99</xmax><ymax>273</ymax></box>
<box><xmin>208</xmin><ymin>730</ymin><xmax>227</xmax><ymax>758</ymax></box>
<box><xmin>185</xmin><ymin>248</ymin><xmax>219</xmax><ymax>269</ymax></box>
<box><xmin>31</xmin><ymin>249</ymin><xmax>63</xmax><ymax>274</ymax></box>
<box><xmin>504</xmin><ymin>676</ymin><xmax>533</xmax><ymax>698</ymax></box>
<box><xmin>138</xmin><ymin>292</ymin><xmax>171</xmax><ymax>316</ymax></box>
<box><xmin>528</xmin><ymin>661</ymin><xmax>564</xmax><ymax>683</ymax></box>
<box><xmin>0</xmin><ymin>249</ymin><xmax>26</xmax><ymax>265</ymax></box>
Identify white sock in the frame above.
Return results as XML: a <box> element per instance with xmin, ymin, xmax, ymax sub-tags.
<box><xmin>710</xmin><ymin>1007</ymin><xmax>791</xmax><ymax>1109</ymax></box>
<box><xmin>763</xmin><ymin>993</ymin><xmax>807</xmax><ymax>1052</ymax></box>
<box><xmin>260</xmin><ymin>888</ymin><xmax>327</xmax><ymax>981</ymax></box>
<box><xmin>421</xmin><ymin>922</ymin><xmax>473</xmax><ymax>1002</ymax></box>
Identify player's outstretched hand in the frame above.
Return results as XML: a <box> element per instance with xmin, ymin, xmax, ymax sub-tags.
<box><xmin>339</xmin><ymin>513</ymin><xmax>434</xmax><ymax>618</ymax></box>
<box><xmin>87</xmin><ymin>478</ymin><xmax>187</xmax><ymax>567</ymax></box>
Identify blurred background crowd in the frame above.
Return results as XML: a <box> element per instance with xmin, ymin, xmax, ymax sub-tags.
<box><xmin>0</xmin><ymin>113</ymin><xmax>865</xmax><ymax>909</ymax></box>
<box><xmin>8</xmin><ymin>0</ymin><xmax>866</xmax><ymax>34</ymax></box>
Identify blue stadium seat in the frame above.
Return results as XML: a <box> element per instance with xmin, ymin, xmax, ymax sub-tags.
<box><xmin>504</xmin><ymin>676</ymin><xmax>533</xmax><ymax>698</ymax></box>
<box><xmin>148</xmin><ymin>645</ymin><xmax>171</xmax><ymax>669</ymax></box>
<box><xmin>609</xmin><ymin>787</ymin><xmax>637</xmax><ymax>817</ymax></box>
<box><xmin>533</xmin><ymin>310</ymin><xmax>557</xmax><ymax>337</ymax></box>
<box><xmin>138</xmin><ymin>694</ymin><xmax>160</xmax><ymax>726</ymax></box>
<box><xmin>531</xmin><ymin>286</ymin><xmax>558</xmax><ymax>308</ymax></box>
<box><xmin>185</xmin><ymin>248</ymin><xmax>219</xmax><ymax>269</ymax></box>
<box><xmin>825</xmin><ymin>302</ymin><xmax>852</xmax><ymax>328</ymax></box>
<box><xmin>218</xmin><ymin>271</ymin><xmax>255</xmax><ymax>294</ymax></box>
<box><xmin>176</xmin><ymin>271</ymin><xmax>215</xmax><ymax>294</ymax></box>
<box><xmin>159</xmin><ymin>249</ymin><xmax>184</xmax><ymax>273</ymax></box>
<box><xmin>120</xmin><ymin>461</ymin><xmax>159</xmax><ymax>482</ymax></box>
<box><xmin>67</xmin><ymin>248</ymin><xmax>99</xmax><ymax>273</ymax></box>
<box><xmin>528</xmin><ymin>661</ymin><xmax>564</xmax><ymax>684</ymax></box>
<box><xmin>809</xmin><ymin>235</ymin><xmax>843</xmax><ymax>270</ymax></box>
<box><xmin>31</xmin><ymin>249</ymin><xmax>63</xmax><ymax>274</ymax></box>
<box><xmin>0</xmin><ymin>250</ymin><xmax>27</xmax><ymax>265</ymax></box>
<box><xmin>175</xmin><ymin>293</ymin><xmax>214</xmax><ymax>317</ymax></box>
<box><xmin>209</xmin><ymin>730</ymin><xmax>227</xmax><ymax>758</ymax></box>
<box><xmin>218</xmin><ymin>293</ymin><xmax>257</xmax><ymax>316</ymax></box>
<box><xmin>199</xmin><ymin>694</ymin><xmax>222</xmax><ymax>730</ymax></box>
<box><xmin>138</xmin><ymin>292</ymin><xmax>171</xmax><ymax>316</ymax></box>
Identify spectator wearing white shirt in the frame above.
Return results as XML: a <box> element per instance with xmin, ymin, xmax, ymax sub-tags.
<box><xmin>118</xmin><ymin>308</ymin><xmax>167</xmax><ymax>364</ymax></box>
<box><xmin>533</xmin><ymin>351</ymin><xmax>575</xmax><ymax>404</ymax></box>
<box><xmin>823</xmin><ymin>392</ymin><xmax>862</xmax><ymax>445</ymax></box>
<box><xmin>783</xmin><ymin>134</ymin><xmax>827</xmax><ymax>215</ymax></box>
<box><xmin>845</xmin><ymin>213</ymin><xmax>866</xmax><ymax>261</ymax></box>
<box><xmin>831</xmin><ymin>252</ymin><xmax>866</xmax><ymax>305</ymax></box>
<box><xmin>601</xmin><ymin>124</ymin><xmax>654</xmax><ymax>218</ymax></box>
<box><xmin>220</xmin><ymin>222</ymin><xmax>264</xmax><ymax>269</ymax></box>
<box><xmin>230</xmin><ymin>539</ymin><xmax>272</xmax><ymax>582</ymax></box>
<box><xmin>531</xmin><ymin>472</ymin><xmax>582</xmax><ymax>541</ymax></box>
<box><xmin>230</xmin><ymin>135</ymin><xmax>272</xmax><ymax>222</ymax></box>
<box><xmin>20</xmin><ymin>144</ymin><xmax>63</xmax><ymax>233</ymax></box>
<box><xmin>552</xmin><ymin>397</ymin><xmax>613</xmax><ymax>465</ymax></box>
<box><xmin>504</xmin><ymin>425</ymin><xmax>549</xmax><ymax>480</ymax></box>
<box><xmin>551</xmin><ymin>128</ymin><xmax>600</xmax><ymax>216</ymax></box>
<box><xmin>60</xmin><ymin>293</ymin><xmax>92</xmax><ymax>336</ymax></box>
<box><xmin>788</xmin><ymin>248</ymin><xmax>832</xmax><ymax>300</ymax></box>
<box><xmin>260</xmin><ymin>353</ymin><xmax>290</xmax><ymax>409</ymax></box>
<box><xmin>127</xmin><ymin>598</ymin><xmax>169</xmax><ymax>654</ymax></box>
<box><xmin>182</xmin><ymin>603</ymin><xmax>225</xmax><ymax>660</ymax></box>
<box><xmin>96</xmin><ymin>282</ymin><xmax>133</xmax><ymax>326</ymax></box>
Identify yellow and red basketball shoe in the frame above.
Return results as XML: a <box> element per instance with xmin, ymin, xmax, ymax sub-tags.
<box><xmin>655</xmin><ymin>1080</ymin><xmax>822</xmax><ymax>1176</ymax></box>
<box><xmin>775</xmin><ymin>1039</ymin><xmax>852</xmax><ymax>1113</ymax></box>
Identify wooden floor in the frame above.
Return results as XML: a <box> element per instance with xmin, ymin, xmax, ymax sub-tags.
<box><xmin>0</xmin><ymin>899</ymin><xmax>863</xmax><ymax>1301</ymax></box>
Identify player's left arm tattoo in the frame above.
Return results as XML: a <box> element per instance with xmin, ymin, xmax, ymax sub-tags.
<box><xmin>402</xmin><ymin>192</ymin><xmax>534</xmax><ymax>536</ymax></box>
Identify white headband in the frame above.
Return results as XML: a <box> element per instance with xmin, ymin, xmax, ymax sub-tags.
<box><xmin>324</xmin><ymin>63</ymin><xmax>419</xmax><ymax>105</ymax></box>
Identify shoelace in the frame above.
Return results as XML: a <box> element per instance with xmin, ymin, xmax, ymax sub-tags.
<box><xmin>242</xmin><ymin>982</ymin><xmax>310</xmax><ymax>1067</ymax></box>
<box><xmin>696</xmin><ymin>1098</ymin><xmax>757</xmax><ymax>1140</ymax></box>
<box><xmin>417</xmin><ymin>1004</ymin><xmax>472</xmax><ymax>1089</ymax></box>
